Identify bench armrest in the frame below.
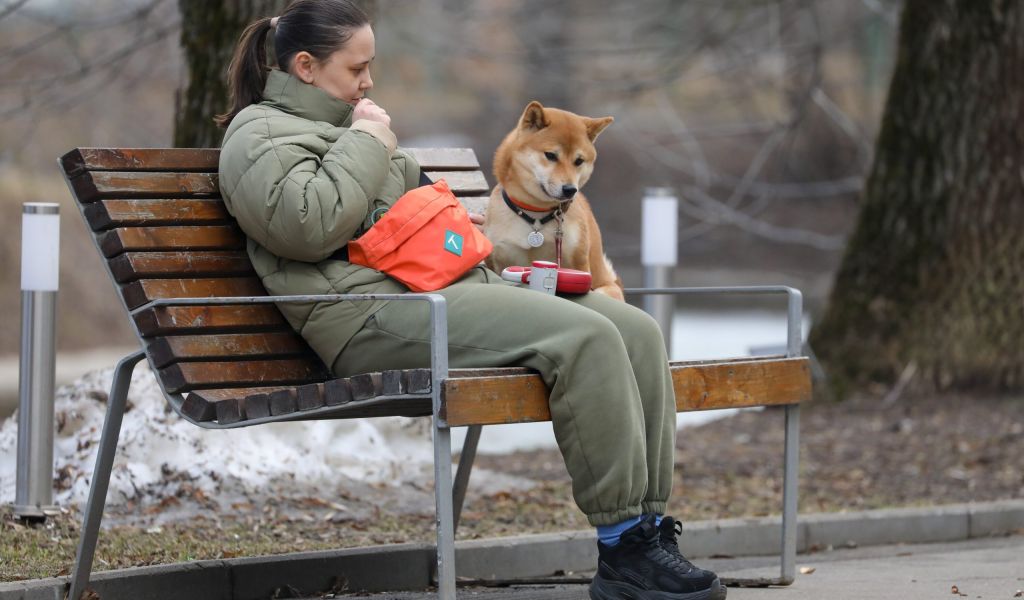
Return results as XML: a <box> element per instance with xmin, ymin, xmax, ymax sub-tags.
<box><xmin>624</xmin><ymin>286</ymin><xmax>803</xmax><ymax>358</ymax></box>
<box><xmin>133</xmin><ymin>293</ymin><xmax>446</xmax><ymax>310</ymax></box>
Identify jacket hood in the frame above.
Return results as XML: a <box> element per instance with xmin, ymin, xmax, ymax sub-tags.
<box><xmin>261</xmin><ymin>69</ymin><xmax>355</xmax><ymax>126</ymax></box>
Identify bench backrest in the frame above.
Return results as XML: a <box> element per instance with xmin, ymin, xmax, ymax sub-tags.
<box><xmin>59</xmin><ymin>147</ymin><xmax>490</xmax><ymax>398</ymax></box>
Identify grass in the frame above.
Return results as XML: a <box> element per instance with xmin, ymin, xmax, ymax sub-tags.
<box><xmin>0</xmin><ymin>482</ymin><xmax>590</xmax><ymax>582</ymax></box>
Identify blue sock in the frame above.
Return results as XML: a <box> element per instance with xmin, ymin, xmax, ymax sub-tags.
<box><xmin>597</xmin><ymin>516</ymin><xmax>643</xmax><ymax>547</ymax></box>
<box><xmin>654</xmin><ymin>514</ymin><xmax>663</xmax><ymax>527</ymax></box>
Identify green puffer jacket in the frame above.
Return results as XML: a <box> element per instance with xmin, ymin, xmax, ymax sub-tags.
<box><xmin>218</xmin><ymin>69</ymin><xmax>421</xmax><ymax>372</ymax></box>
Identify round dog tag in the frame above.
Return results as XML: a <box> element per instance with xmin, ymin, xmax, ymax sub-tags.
<box><xmin>527</xmin><ymin>230</ymin><xmax>545</xmax><ymax>248</ymax></box>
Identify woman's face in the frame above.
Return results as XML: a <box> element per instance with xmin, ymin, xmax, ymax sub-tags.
<box><xmin>294</xmin><ymin>24</ymin><xmax>375</xmax><ymax>105</ymax></box>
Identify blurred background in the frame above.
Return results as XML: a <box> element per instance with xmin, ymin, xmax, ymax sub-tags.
<box><xmin>0</xmin><ymin>0</ymin><xmax>902</xmax><ymax>415</ymax></box>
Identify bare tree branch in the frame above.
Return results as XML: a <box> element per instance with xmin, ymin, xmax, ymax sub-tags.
<box><xmin>678</xmin><ymin>184</ymin><xmax>846</xmax><ymax>250</ymax></box>
<box><xmin>0</xmin><ymin>0</ymin><xmax>30</xmax><ymax>22</ymax></box>
<box><xmin>0</xmin><ymin>0</ymin><xmax>179</xmax><ymax>121</ymax></box>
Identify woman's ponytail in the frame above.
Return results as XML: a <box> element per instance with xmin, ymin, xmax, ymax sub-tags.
<box><xmin>214</xmin><ymin>1</ymin><xmax>370</xmax><ymax>129</ymax></box>
<box><xmin>215</xmin><ymin>17</ymin><xmax>274</xmax><ymax>129</ymax></box>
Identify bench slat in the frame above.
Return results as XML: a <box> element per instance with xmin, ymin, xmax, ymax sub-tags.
<box><xmin>61</xmin><ymin>148</ymin><xmax>220</xmax><ymax>175</ymax></box>
<box><xmin>177</xmin><ymin>360</ymin><xmax>812</xmax><ymax>426</ymax></box>
<box><xmin>73</xmin><ymin>171</ymin><xmax>483</xmax><ymax>206</ymax></box>
<box><xmin>405</xmin><ymin>148</ymin><xmax>479</xmax><ymax>170</ymax></box>
<box><xmin>459</xmin><ymin>196</ymin><xmax>489</xmax><ymax>216</ymax></box>
<box><xmin>121</xmin><ymin>277</ymin><xmax>267</xmax><ymax>310</ymax></box>
<box><xmin>147</xmin><ymin>332</ymin><xmax>312</xmax><ymax>368</ymax></box>
<box><xmin>441</xmin><ymin>358</ymin><xmax>812</xmax><ymax>427</ymax></box>
<box><xmin>183</xmin><ymin>386</ymin><xmax>293</xmax><ymax>422</ymax></box>
<box><xmin>100</xmin><ymin>226</ymin><xmax>245</xmax><ymax>258</ymax></box>
<box><xmin>134</xmin><ymin>305</ymin><xmax>289</xmax><ymax>336</ymax></box>
<box><xmin>71</xmin><ymin>171</ymin><xmax>220</xmax><ymax>203</ymax></box>
<box><xmin>180</xmin><ymin>368</ymin><xmax>511</xmax><ymax>423</ymax></box>
<box><xmin>161</xmin><ymin>359</ymin><xmax>330</xmax><ymax>393</ymax></box>
<box><xmin>424</xmin><ymin>171</ymin><xmax>489</xmax><ymax>196</ymax></box>
<box><xmin>61</xmin><ymin>147</ymin><xmax>478</xmax><ymax>175</ymax></box>
<box><xmin>84</xmin><ymin>199</ymin><xmax>231</xmax><ymax>230</ymax></box>
<box><xmin>110</xmin><ymin>251</ymin><xmax>254</xmax><ymax>283</ymax></box>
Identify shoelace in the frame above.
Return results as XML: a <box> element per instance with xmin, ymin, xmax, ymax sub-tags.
<box><xmin>637</xmin><ymin>530</ymin><xmax>692</xmax><ymax>572</ymax></box>
<box><xmin>661</xmin><ymin>520</ymin><xmax>697</xmax><ymax>570</ymax></box>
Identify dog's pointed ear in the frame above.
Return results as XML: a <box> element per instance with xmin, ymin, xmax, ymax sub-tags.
<box><xmin>519</xmin><ymin>101</ymin><xmax>549</xmax><ymax>132</ymax></box>
<box><xmin>584</xmin><ymin>116</ymin><xmax>614</xmax><ymax>142</ymax></box>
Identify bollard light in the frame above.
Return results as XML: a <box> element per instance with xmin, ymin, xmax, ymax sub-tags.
<box><xmin>21</xmin><ymin>204</ymin><xmax>61</xmax><ymax>291</ymax></box>
<box><xmin>641</xmin><ymin>188</ymin><xmax>678</xmax><ymax>353</ymax></box>
<box><xmin>15</xmin><ymin>202</ymin><xmax>60</xmax><ymax>520</ymax></box>
<box><xmin>641</xmin><ymin>187</ymin><xmax>679</xmax><ymax>267</ymax></box>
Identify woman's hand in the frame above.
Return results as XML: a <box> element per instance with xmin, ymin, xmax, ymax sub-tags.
<box><xmin>469</xmin><ymin>212</ymin><xmax>486</xmax><ymax>233</ymax></box>
<box><xmin>352</xmin><ymin>98</ymin><xmax>391</xmax><ymax>127</ymax></box>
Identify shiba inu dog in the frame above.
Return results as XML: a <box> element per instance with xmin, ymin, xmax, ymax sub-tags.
<box><xmin>483</xmin><ymin>101</ymin><xmax>625</xmax><ymax>300</ymax></box>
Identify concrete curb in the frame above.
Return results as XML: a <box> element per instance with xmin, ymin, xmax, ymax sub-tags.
<box><xmin>2</xmin><ymin>500</ymin><xmax>1021</xmax><ymax>600</ymax></box>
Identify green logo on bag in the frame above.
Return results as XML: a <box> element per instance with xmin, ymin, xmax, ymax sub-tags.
<box><xmin>444</xmin><ymin>230</ymin><xmax>463</xmax><ymax>256</ymax></box>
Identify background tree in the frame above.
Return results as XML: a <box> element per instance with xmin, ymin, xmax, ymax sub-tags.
<box><xmin>810</xmin><ymin>0</ymin><xmax>1024</xmax><ymax>393</ymax></box>
<box><xmin>0</xmin><ymin>0</ymin><xmax>897</xmax><ymax>356</ymax></box>
<box><xmin>174</xmin><ymin>0</ymin><xmax>289</xmax><ymax>148</ymax></box>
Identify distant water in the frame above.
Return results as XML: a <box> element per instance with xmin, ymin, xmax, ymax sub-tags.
<box><xmin>451</xmin><ymin>309</ymin><xmax>810</xmax><ymax>455</ymax></box>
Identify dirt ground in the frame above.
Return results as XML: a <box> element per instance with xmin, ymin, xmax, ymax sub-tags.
<box><xmin>2</xmin><ymin>391</ymin><xmax>1022</xmax><ymax>582</ymax></box>
<box><xmin>478</xmin><ymin>391</ymin><xmax>1024</xmax><ymax>522</ymax></box>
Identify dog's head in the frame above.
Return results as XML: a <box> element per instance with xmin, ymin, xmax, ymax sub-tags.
<box><xmin>494</xmin><ymin>101</ymin><xmax>613</xmax><ymax>209</ymax></box>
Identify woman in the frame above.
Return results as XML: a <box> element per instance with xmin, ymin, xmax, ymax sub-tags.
<box><xmin>216</xmin><ymin>2</ymin><xmax>724</xmax><ymax>599</ymax></box>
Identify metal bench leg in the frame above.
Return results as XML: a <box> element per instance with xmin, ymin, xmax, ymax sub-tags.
<box><xmin>432</xmin><ymin>415</ymin><xmax>456</xmax><ymax>599</ymax></box>
<box><xmin>67</xmin><ymin>350</ymin><xmax>145</xmax><ymax>600</ymax></box>
<box><xmin>780</xmin><ymin>403</ymin><xmax>800</xmax><ymax>585</ymax></box>
<box><xmin>427</xmin><ymin>296</ymin><xmax>456</xmax><ymax>600</ymax></box>
<box><xmin>452</xmin><ymin>425</ymin><xmax>482</xmax><ymax>533</ymax></box>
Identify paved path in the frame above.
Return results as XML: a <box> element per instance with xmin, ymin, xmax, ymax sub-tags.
<box><xmin>331</xmin><ymin>535</ymin><xmax>1024</xmax><ymax>599</ymax></box>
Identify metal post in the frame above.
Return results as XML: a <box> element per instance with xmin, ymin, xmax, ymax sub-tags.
<box><xmin>641</xmin><ymin>188</ymin><xmax>678</xmax><ymax>352</ymax></box>
<box><xmin>427</xmin><ymin>295</ymin><xmax>457</xmax><ymax>600</ymax></box>
<box><xmin>452</xmin><ymin>425</ymin><xmax>482</xmax><ymax>532</ymax></box>
<box><xmin>68</xmin><ymin>350</ymin><xmax>145</xmax><ymax>600</ymax></box>
<box><xmin>780</xmin><ymin>287</ymin><xmax>803</xmax><ymax>584</ymax></box>
<box><xmin>781</xmin><ymin>403</ymin><xmax>800</xmax><ymax>584</ymax></box>
<box><xmin>14</xmin><ymin>202</ymin><xmax>60</xmax><ymax>520</ymax></box>
<box><xmin>643</xmin><ymin>265</ymin><xmax>672</xmax><ymax>351</ymax></box>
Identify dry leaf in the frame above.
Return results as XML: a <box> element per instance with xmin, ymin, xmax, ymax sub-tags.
<box><xmin>799</xmin><ymin>567</ymin><xmax>816</xmax><ymax>575</ymax></box>
<box><xmin>950</xmin><ymin>585</ymin><xmax>966</xmax><ymax>596</ymax></box>
<box><xmin>1013</xmin><ymin>591</ymin><xmax>1021</xmax><ymax>598</ymax></box>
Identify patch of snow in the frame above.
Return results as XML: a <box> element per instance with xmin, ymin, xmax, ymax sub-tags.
<box><xmin>0</xmin><ymin>365</ymin><xmax>534</xmax><ymax>519</ymax></box>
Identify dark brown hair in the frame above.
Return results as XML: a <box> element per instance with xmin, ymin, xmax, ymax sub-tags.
<box><xmin>215</xmin><ymin>0</ymin><xmax>370</xmax><ymax>128</ymax></box>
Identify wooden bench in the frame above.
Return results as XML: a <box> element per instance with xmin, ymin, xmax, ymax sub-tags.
<box><xmin>58</xmin><ymin>147</ymin><xmax>811</xmax><ymax>600</ymax></box>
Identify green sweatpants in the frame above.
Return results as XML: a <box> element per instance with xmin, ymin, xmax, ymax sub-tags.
<box><xmin>332</xmin><ymin>267</ymin><xmax>675</xmax><ymax>526</ymax></box>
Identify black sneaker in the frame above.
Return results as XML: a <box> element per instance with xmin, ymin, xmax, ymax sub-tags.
<box><xmin>658</xmin><ymin>516</ymin><xmax>722</xmax><ymax>589</ymax></box>
<box><xmin>590</xmin><ymin>515</ymin><xmax>726</xmax><ymax>600</ymax></box>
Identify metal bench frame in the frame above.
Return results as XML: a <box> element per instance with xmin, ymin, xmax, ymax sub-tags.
<box><xmin>65</xmin><ymin>286</ymin><xmax>803</xmax><ymax>600</ymax></box>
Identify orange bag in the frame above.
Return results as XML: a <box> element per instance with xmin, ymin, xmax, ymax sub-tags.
<box><xmin>347</xmin><ymin>180</ymin><xmax>493</xmax><ymax>292</ymax></box>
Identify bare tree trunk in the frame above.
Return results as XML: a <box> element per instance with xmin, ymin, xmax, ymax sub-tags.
<box><xmin>811</xmin><ymin>0</ymin><xmax>1024</xmax><ymax>393</ymax></box>
<box><xmin>174</xmin><ymin>0</ymin><xmax>287</xmax><ymax>148</ymax></box>
<box><xmin>173</xmin><ymin>0</ymin><xmax>376</xmax><ymax>148</ymax></box>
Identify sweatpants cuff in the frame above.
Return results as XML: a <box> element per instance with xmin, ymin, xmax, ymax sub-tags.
<box><xmin>641</xmin><ymin>500</ymin><xmax>668</xmax><ymax>516</ymax></box>
<box><xmin>586</xmin><ymin>506</ymin><xmax>645</xmax><ymax>527</ymax></box>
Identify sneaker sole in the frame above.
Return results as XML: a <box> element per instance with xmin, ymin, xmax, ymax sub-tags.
<box><xmin>589</xmin><ymin>575</ymin><xmax>726</xmax><ymax>600</ymax></box>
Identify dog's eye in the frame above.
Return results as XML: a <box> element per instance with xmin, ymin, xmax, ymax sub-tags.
<box><xmin>574</xmin><ymin>157</ymin><xmax>585</xmax><ymax>166</ymax></box>
<box><xmin>544</xmin><ymin>151</ymin><xmax>558</xmax><ymax>162</ymax></box>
